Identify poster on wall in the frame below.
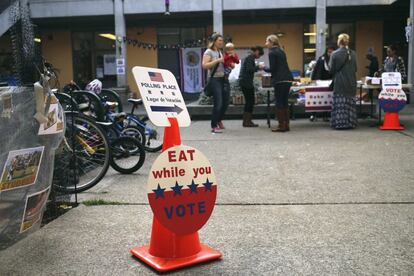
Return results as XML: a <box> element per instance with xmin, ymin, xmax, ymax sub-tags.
<box><xmin>38</xmin><ymin>96</ymin><xmax>64</xmax><ymax>135</ymax></box>
<box><xmin>104</xmin><ymin>54</ymin><xmax>116</xmax><ymax>75</ymax></box>
<box><xmin>0</xmin><ymin>146</ymin><xmax>44</xmax><ymax>192</ymax></box>
<box><xmin>20</xmin><ymin>187</ymin><xmax>50</xmax><ymax>233</ymax></box>
<box><xmin>117</xmin><ymin>66</ymin><xmax>125</xmax><ymax>75</ymax></box>
<box><xmin>180</xmin><ymin>48</ymin><xmax>203</xmax><ymax>93</ymax></box>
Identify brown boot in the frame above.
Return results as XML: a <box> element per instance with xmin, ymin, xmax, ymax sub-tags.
<box><xmin>243</xmin><ymin>112</ymin><xmax>258</xmax><ymax>127</ymax></box>
<box><xmin>271</xmin><ymin>109</ymin><xmax>287</xmax><ymax>132</ymax></box>
<box><xmin>247</xmin><ymin>112</ymin><xmax>258</xmax><ymax>127</ymax></box>
<box><xmin>242</xmin><ymin>113</ymin><xmax>249</xmax><ymax>127</ymax></box>
<box><xmin>285</xmin><ymin>109</ymin><xmax>290</xmax><ymax>131</ymax></box>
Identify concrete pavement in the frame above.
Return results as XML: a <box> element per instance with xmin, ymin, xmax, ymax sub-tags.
<box><xmin>1</xmin><ymin>106</ymin><xmax>414</xmax><ymax>275</ymax></box>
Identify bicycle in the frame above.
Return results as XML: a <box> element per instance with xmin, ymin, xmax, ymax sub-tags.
<box><xmin>58</xmin><ymin>83</ymin><xmax>162</xmax><ymax>152</ymax></box>
<box><xmin>124</xmin><ymin>98</ymin><xmax>164</xmax><ymax>152</ymax></box>
<box><xmin>96</xmin><ymin>88</ymin><xmax>163</xmax><ymax>152</ymax></box>
<box><xmin>53</xmin><ymin>111</ymin><xmax>111</xmax><ymax>194</ymax></box>
<box><xmin>66</xmin><ymin>90</ymin><xmax>146</xmax><ymax>175</ymax></box>
<box><xmin>96</xmin><ymin>112</ymin><xmax>146</xmax><ymax>175</ymax></box>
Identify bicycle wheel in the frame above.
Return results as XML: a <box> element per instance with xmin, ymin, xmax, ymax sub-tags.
<box><xmin>109</xmin><ymin>136</ymin><xmax>146</xmax><ymax>174</ymax></box>
<box><xmin>53</xmin><ymin>112</ymin><xmax>110</xmax><ymax>193</ymax></box>
<box><xmin>141</xmin><ymin>116</ymin><xmax>163</xmax><ymax>152</ymax></box>
<box><xmin>121</xmin><ymin>125</ymin><xmax>146</xmax><ymax>146</ymax></box>
<box><xmin>55</xmin><ymin>92</ymin><xmax>78</xmax><ymax>112</ymax></box>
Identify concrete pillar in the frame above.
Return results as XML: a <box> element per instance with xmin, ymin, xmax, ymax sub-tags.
<box><xmin>408</xmin><ymin>0</ymin><xmax>414</xmax><ymax>89</ymax></box>
<box><xmin>212</xmin><ymin>0</ymin><xmax>223</xmax><ymax>34</ymax></box>
<box><xmin>316</xmin><ymin>0</ymin><xmax>327</xmax><ymax>59</ymax></box>
<box><xmin>114</xmin><ymin>0</ymin><xmax>127</xmax><ymax>87</ymax></box>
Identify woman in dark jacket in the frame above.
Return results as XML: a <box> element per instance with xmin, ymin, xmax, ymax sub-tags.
<box><xmin>311</xmin><ymin>46</ymin><xmax>335</xmax><ymax>80</ymax></box>
<box><xmin>238</xmin><ymin>46</ymin><xmax>265</xmax><ymax>127</ymax></box>
<box><xmin>329</xmin><ymin>33</ymin><xmax>358</xmax><ymax>130</ymax></box>
<box><xmin>265</xmin><ymin>34</ymin><xmax>293</xmax><ymax>132</ymax></box>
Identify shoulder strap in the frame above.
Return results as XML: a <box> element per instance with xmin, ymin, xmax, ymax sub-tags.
<box><xmin>337</xmin><ymin>49</ymin><xmax>351</xmax><ymax>73</ymax></box>
<box><xmin>210</xmin><ymin>51</ymin><xmax>221</xmax><ymax>78</ymax></box>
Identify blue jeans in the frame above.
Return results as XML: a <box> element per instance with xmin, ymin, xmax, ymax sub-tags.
<box><xmin>210</xmin><ymin>77</ymin><xmax>230</xmax><ymax>128</ymax></box>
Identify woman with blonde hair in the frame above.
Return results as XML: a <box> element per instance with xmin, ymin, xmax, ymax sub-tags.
<box><xmin>264</xmin><ymin>34</ymin><xmax>293</xmax><ymax>132</ymax></box>
<box><xmin>202</xmin><ymin>33</ymin><xmax>228</xmax><ymax>133</ymax></box>
<box><xmin>329</xmin><ymin>33</ymin><xmax>358</xmax><ymax>129</ymax></box>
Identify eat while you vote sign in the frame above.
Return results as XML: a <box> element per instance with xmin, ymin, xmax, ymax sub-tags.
<box><xmin>132</xmin><ymin>66</ymin><xmax>191</xmax><ymax>127</ymax></box>
<box><xmin>147</xmin><ymin>145</ymin><xmax>217</xmax><ymax>235</ymax></box>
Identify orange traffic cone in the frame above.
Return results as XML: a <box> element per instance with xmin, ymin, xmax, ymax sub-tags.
<box><xmin>130</xmin><ymin>117</ymin><xmax>222</xmax><ymax>272</ymax></box>
<box><xmin>380</xmin><ymin>112</ymin><xmax>404</xmax><ymax>130</ymax></box>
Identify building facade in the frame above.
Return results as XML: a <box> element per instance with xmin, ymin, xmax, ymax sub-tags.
<box><xmin>0</xmin><ymin>0</ymin><xmax>412</xmax><ymax>95</ymax></box>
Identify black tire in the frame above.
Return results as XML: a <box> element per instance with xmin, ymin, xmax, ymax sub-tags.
<box><xmin>53</xmin><ymin>112</ymin><xmax>110</xmax><ymax>193</ymax></box>
<box><xmin>55</xmin><ymin>92</ymin><xmax>79</xmax><ymax>112</ymax></box>
<box><xmin>109</xmin><ymin>136</ymin><xmax>146</xmax><ymax>174</ymax></box>
<box><xmin>141</xmin><ymin>116</ymin><xmax>163</xmax><ymax>152</ymax></box>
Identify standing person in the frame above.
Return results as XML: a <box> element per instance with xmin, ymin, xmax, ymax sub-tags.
<box><xmin>202</xmin><ymin>33</ymin><xmax>228</xmax><ymax>133</ymax></box>
<box><xmin>366</xmin><ymin>48</ymin><xmax>379</xmax><ymax>77</ymax></box>
<box><xmin>238</xmin><ymin>46</ymin><xmax>265</xmax><ymax>127</ymax></box>
<box><xmin>311</xmin><ymin>45</ymin><xmax>335</xmax><ymax>80</ymax></box>
<box><xmin>376</xmin><ymin>44</ymin><xmax>407</xmax><ymax>83</ymax></box>
<box><xmin>264</xmin><ymin>34</ymin><xmax>293</xmax><ymax>132</ymax></box>
<box><xmin>329</xmin><ymin>33</ymin><xmax>358</xmax><ymax>130</ymax></box>
<box><xmin>363</xmin><ymin>48</ymin><xmax>379</xmax><ymax>103</ymax></box>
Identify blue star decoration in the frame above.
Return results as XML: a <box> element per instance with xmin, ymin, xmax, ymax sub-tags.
<box><xmin>170</xmin><ymin>181</ymin><xmax>183</xmax><ymax>196</ymax></box>
<box><xmin>187</xmin><ymin>180</ymin><xmax>199</xmax><ymax>194</ymax></box>
<box><xmin>202</xmin><ymin>178</ymin><xmax>213</xmax><ymax>192</ymax></box>
<box><xmin>152</xmin><ymin>184</ymin><xmax>166</xmax><ymax>199</ymax></box>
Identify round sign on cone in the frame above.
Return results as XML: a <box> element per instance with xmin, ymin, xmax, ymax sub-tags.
<box><xmin>147</xmin><ymin>145</ymin><xmax>217</xmax><ymax>235</ymax></box>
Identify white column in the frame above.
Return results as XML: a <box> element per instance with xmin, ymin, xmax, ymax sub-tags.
<box><xmin>212</xmin><ymin>0</ymin><xmax>223</xmax><ymax>34</ymax></box>
<box><xmin>316</xmin><ymin>0</ymin><xmax>327</xmax><ymax>59</ymax></box>
<box><xmin>114</xmin><ymin>0</ymin><xmax>127</xmax><ymax>87</ymax></box>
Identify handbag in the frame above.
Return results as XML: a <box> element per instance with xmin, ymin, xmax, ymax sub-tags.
<box><xmin>329</xmin><ymin>49</ymin><xmax>351</xmax><ymax>91</ymax></box>
<box><xmin>204</xmin><ymin>54</ymin><xmax>221</xmax><ymax>97</ymax></box>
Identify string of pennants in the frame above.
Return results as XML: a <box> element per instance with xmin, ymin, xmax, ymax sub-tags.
<box><xmin>122</xmin><ymin>36</ymin><xmax>207</xmax><ymax>50</ymax></box>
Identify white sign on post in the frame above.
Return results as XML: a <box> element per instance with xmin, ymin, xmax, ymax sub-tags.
<box><xmin>132</xmin><ymin>66</ymin><xmax>191</xmax><ymax>127</ymax></box>
<box><xmin>382</xmin><ymin>72</ymin><xmax>402</xmax><ymax>89</ymax></box>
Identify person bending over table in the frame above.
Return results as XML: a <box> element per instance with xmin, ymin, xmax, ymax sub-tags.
<box><xmin>264</xmin><ymin>35</ymin><xmax>293</xmax><ymax>133</ymax></box>
<box><xmin>238</xmin><ymin>46</ymin><xmax>265</xmax><ymax>127</ymax></box>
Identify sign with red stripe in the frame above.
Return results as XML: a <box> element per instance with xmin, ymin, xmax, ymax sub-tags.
<box><xmin>305</xmin><ymin>87</ymin><xmax>333</xmax><ymax>113</ymax></box>
<box><xmin>147</xmin><ymin>145</ymin><xmax>217</xmax><ymax>235</ymax></box>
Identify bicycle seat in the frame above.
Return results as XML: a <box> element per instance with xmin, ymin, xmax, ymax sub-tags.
<box><xmin>128</xmin><ymin>98</ymin><xmax>143</xmax><ymax>105</ymax></box>
<box><xmin>78</xmin><ymin>103</ymin><xmax>89</xmax><ymax>111</ymax></box>
<box><xmin>96</xmin><ymin>121</ymin><xmax>113</xmax><ymax>127</ymax></box>
<box><xmin>112</xmin><ymin>112</ymin><xmax>127</xmax><ymax>119</ymax></box>
<box><xmin>106</xmin><ymin>101</ymin><xmax>119</xmax><ymax>107</ymax></box>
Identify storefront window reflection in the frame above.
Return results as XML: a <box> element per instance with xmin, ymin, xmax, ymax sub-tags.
<box><xmin>72</xmin><ymin>32</ymin><xmax>116</xmax><ymax>89</ymax></box>
<box><xmin>303</xmin><ymin>23</ymin><xmax>355</xmax><ymax>75</ymax></box>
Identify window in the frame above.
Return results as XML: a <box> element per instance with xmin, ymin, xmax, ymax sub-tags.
<box><xmin>72</xmin><ymin>32</ymin><xmax>116</xmax><ymax>89</ymax></box>
<box><xmin>303</xmin><ymin>23</ymin><xmax>355</xmax><ymax>74</ymax></box>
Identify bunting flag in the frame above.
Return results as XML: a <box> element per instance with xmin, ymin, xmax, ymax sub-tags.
<box><xmin>123</xmin><ymin>36</ymin><xmax>207</xmax><ymax>50</ymax></box>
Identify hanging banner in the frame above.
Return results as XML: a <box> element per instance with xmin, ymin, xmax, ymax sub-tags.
<box><xmin>180</xmin><ymin>48</ymin><xmax>203</xmax><ymax>93</ymax></box>
<box><xmin>103</xmin><ymin>54</ymin><xmax>116</xmax><ymax>76</ymax></box>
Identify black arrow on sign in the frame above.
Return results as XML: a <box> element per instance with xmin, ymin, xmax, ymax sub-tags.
<box><xmin>150</xmin><ymin>104</ymin><xmax>183</xmax><ymax>114</ymax></box>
